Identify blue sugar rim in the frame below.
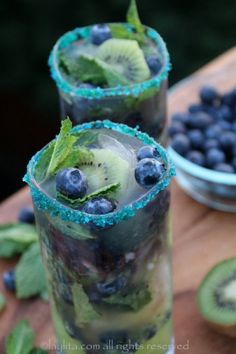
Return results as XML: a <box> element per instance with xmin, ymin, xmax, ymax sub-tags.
<box><xmin>48</xmin><ymin>23</ymin><xmax>171</xmax><ymax>99</ymax></box>
<box><xmin>24</xmin><ymin>120</ymin><xmax>175</xmax><ymax>226</ymax></box>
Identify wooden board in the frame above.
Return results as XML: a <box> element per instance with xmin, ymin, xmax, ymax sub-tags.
<box><xmin>1</xmin><ymin>47</ymin><xmax>236</xmax><ymax>353</ymax></box>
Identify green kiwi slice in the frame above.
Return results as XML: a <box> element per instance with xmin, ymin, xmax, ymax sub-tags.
<box><xmin>97</xmin><ymin>38</ymin><xmax>151</xmax><ymax>83</ymax></box>
<box><xmin>77</xmin><ymin>148</ymin><xmax>131</xmax><ymax>197</ymax></box>
<box><xmin>197</xmin><ymin>257</ymin><xmax>236</xmax><ymax>338</ymax></box>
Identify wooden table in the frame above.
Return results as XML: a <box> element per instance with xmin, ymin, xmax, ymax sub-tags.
<box><xmin>1</xmin><ymin>48</ymin><xmax>236</xmax><ymax>353</ymax></box>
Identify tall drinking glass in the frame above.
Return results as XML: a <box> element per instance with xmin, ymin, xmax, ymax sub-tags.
<box><xmin>24</xmin><ymin>120</ymin><xmax>175</xmax><ymax>354</ymax></box>
<box><xmin>49</xmin><ymin>25</ymin><xmax>170</xmax><ymax>144</ymax></box>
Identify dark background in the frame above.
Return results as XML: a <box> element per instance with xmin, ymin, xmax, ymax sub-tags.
<box><xmin>1</xmin><ymin>0</ymin><xmax>236</xmax><ymax>201</ymax></box>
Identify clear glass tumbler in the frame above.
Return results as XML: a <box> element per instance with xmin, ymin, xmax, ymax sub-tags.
<box><xmin>24</xmin><ymin>121</ymin><xmax>175</xmax><ymax>354</ymax></box>
<box><xmin>49</xmin><ymin>25</ymin><xmax>170</xmax><ymax>144</ymax></box>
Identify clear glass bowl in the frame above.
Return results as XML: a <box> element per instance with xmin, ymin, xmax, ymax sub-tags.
<box><xmin>169</xmin><ymin>147</ymin><xmax>236</xmax><ymax>212</ymax></box>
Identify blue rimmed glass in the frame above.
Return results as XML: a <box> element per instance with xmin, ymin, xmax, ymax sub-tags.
<box><xmin>48</xmin><ymin>24</ymin><xmax>171</xmax><ymax>144</ymax></box>
<box><xmin>24</xmin><ymin>121</ymin><xmax>175</xmax><ymax>354</ymax></box>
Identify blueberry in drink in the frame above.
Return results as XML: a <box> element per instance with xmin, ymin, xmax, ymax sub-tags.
<box><xmin>49</xmin><ymin>0</ymin><xmax>170</xmax><ymax>144</ymax></box>
<box><xmin>24</xmin><ymin>119</ymin><xmax>175</xmax><ymax>354</ymax></box>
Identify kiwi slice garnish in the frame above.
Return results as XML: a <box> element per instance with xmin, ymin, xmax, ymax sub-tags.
<box><xmin>97</xmin><ymin>38</ymin><xmax>151</xmax><ymax>83</ymax></box>
<box><xmin>197</xmin><ymin>257</ymin><xmax>236</xmax><ymax>338</ymax></box>
<box><xmin>77</xmin><ymin>148</ymin><xmax>130</xmax><ymax>197</ymax></box>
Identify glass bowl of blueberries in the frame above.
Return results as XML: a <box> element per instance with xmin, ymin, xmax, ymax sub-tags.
<box><xmin>169</xmin><ymin>85</ymin><xmax>236</xmax><ymax>212</ymax></box>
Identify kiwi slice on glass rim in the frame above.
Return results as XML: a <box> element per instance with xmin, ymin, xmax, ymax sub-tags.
<box><xmin>197</xmin><ymin>257</ymin><xmax>236</xmax><ymax>338</ymax></box>
<box><xmin>97</xmin><ymin>38</ymin><xmax>151</xmax><ymax>83</ymax></box>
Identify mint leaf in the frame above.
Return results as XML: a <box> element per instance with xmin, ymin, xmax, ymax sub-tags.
<box><xmin>109</xmin><ymin>23</ymin><xmax>145</xmax><ymax>45</ymax></box>
<box><xmin>103</xmin><ymin>287</ymin><xmax>151</xmax><ymax>311</ymax></box>
<box><xmin>46</xmin><ymin>118</ymin><xmax>76</xmax><ymax>176</ymax></box>
<box><xmin>48</xmin><ymin>216</ymin><xmax>94</xmax><ymax>241</ymax></box>
<box><xmin>58</xmin><ymin>182</ymin><xmax>120</xmax><ymax>206</ymax></box>
<box><xmin>15</xmin><ymin>243</ymin><xmax>47</xmax><ymax>299</ymax></box>
<box><xmin>6</xmin><ymin>320</ymin><xmax>34</xmax><ymax>354</ymax></box>
<box><xmin>127</xmin><ymin>0</ymin><xmax>145</xmax><ymax>34</ymax></box>
<box><xmin>72</xmin><ymin>283</ymin><xmax>100</xmax><ymax>327</ymax></box>
<box><xmin>34</xmin><ymin>141</ymin><xmax>55</xmax><ymax>182</ymax></box>
<box><xmin>0</xmin><ymin>240</ymin><xmax>27</xmax><ymax>258</ymax></box>
<box><xmin>0</xmin><ymin>293</ymin><xmax>6</xmax><ymax>312</ymax></box>
<box><xmin>0</xmin><ymin>223</ymin><xmax>38</xmax><ymax>244</ymax></box>
<box><xmin>30</xmin><ymin>349</ymin><xmax>48</xmax><ymax>354</ymax></box>
<box><xmin>57</xmin><ymin>146</ymin><xmax>94</xmax><ymax>171</ymax></box>
<box><xmin>60</xmin><ymin>54</ymin><xmax>130</xmax><ymax>86</ymax></box>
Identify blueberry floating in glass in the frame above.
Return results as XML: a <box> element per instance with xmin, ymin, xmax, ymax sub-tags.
<box><xmin>136</xmin><ymin>146</ymin><xmax>160</xmax><ymax>161</ymax></box>
<box><xmin>135</xmin><ymin>158</ymin><xmax>165</xmax><ymax>188</ymax></box>
<box><xmin>56</xmin><ymin>167</ymin><xmax>88</xmax><ymax>199</ymax></box>
<box><xmin>3</xmin><ymin>270</ymin><xmax>15</xmax><ymax>292</ymax></box>
<box><xmin>90</xmin><ymin>24</ymin><xmax>112</xmax><ymax>45</ymax></box>
<box><xmin>146</xmin><ymin>56</ymin><xmax>162</xmax><ymax>75</ymax></box>
<box><xmin>83</xmin><ymin>197</ymin><xmax>116</xmax><ymax>215</ymax></box>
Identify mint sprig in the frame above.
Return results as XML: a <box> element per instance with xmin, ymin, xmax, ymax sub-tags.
<box><xmin>5</xmin><ymin>320</ymin><xmax>48</xmax><ymax>354</ymax></box>
<box><xmin>34</xmin><ymin>118</ymin><xmax>93</xmax><ymax>182</ymax></box>
<box><xmin>72</xmin><ymin>284</ymin><xmax>100</xmax><ymax>327</ymax></box>
<box><xmin>58</xmin><ymin>182</ymin><xmax>120</xmax><ymax>206</ymax></box>
<box><xmin>127</xmin><ymin>0</ymin><xmax>145</xmax><ymax>34</ymax></box>
<box><xmin>15</xmin><ymin>243</ymin><xmax>48</xmax><ymax>300</ymax></box>
<box><xmin>60</xmin><ymin>54</ymin><xmax>130</xmax><ymax>86</ymax></box>
<box><xmin>6</xmin><ymin>320</ymin><xmax>34</xmax><ymax>354</ymax></box>
<box><xmin>0</xmin><ymin>223</ymin><xmax>38</xmax><ymax>258</ymax></box>
<box><xmin>103</xmin><ymin>286</ymin><xmax>151</xmax><ymax>311</ymax></box>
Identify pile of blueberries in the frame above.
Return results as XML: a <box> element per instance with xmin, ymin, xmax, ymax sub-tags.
<box><xmin>169</xmin><ymin>86</ymin><xmax>236</xmax><ymax>173</ymax></box>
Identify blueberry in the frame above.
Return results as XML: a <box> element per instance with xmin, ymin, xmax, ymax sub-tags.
<box><xmin>186</xmin><ymin>151</ymin><xmax>205</xmax><ymax>166</ymax></box>
<box><xmin>97</xmin><ymin>276</ymin><xmax>127</xmax><ymax>297</ymax></box>
<box><xmin>204</xmin><ymin>139</ymin><xmax>220</xmax><ymax>151</ymax></box>
<box><xmin>204</xmin><ymin>124</ymin><xmax>222</xmax><ymax>139</ymax></box>
<box><xmin>188</xmin><ymin>104</ymin><xmax>205</xmax><ymax>114</ymax></box>
<box><xmin>83</xmin><ymin>197</ymin><xmax>116</xmax><ymax>215</ymax></box>
<box><xmin>199</xmin><ymin>86</ymin><xmax>220</xmax><ymax>105</ymax></box>
<box><xmin>171</xmin><ymin>113</ymin><xmax>188</xmax><ymax>124</ymax></box>
<box><xmin>206</xmin><ymin>149</ymin><xmax>225</xmax><ymax>167</ymax></box>
<box><xmin>135</xmin><ymin>158</ymin><xmax>165</xmax><ymax>188</ymax></box>
<box><xmin>218</xmin><ymin>120</ymin><xmax>232</xmax><ymax>131</ymax></box>
<box><xmin>171</xmin><ymin>134</ymin><xmax>190</xmax><ymax>156</ymax></box>
<box><xmin>56</xmin><ymin>168</ymin><xmax>88</xmax><ymax>199</ymax></box>
<box><xmin>91</xmin><ymin>24</ymin><xmax>112</xmax><ymax>45</ymax></box>
<box><xmin>136</xmin><ymin>146</ymin><xmax>160</xmax><ymax>161</ymax></box>
<box><xmin>219</xmin><ymin>132</ymin><xmax>236</xmax><ymax>151</ymax></box>
<box><xmin>186</xmin><ymin>112</ymin><xmax>213</xmax><ymax>130</ymax></box>
<box><xmin>3</xmin><ymin>270</ymin><xmax>15</xmax><ymax>292</ymax></box>
<box><xmin>214</xmin><ymin>163</ymin><xmax>235</xmax><ymax>173</ymax></box>
<box><xmin>146</xmin><ymin>56</ymin><xmax>162</xmax><ymax>75</ymax></box>
<box><xmin>143</xmin><ymin>325</ymin><xmax>157</xmax><ymax>340</ymax></box>
<box><xmin>168</xmin><ymin>121</ymin><xmax>186</xmax><ymax>137</ymax></box>
<box><xmin>216</xmin><ymin>105</ymin><xmax>233</xmax><ymax>122</ymax></box>
<box><xmin>222</xmin><ymin>89</ymin><xmax>236</xmax><ymax>107</ymax></box>
<box><xmin>18</xmin><ymin>206</ymin><xmax>35</xmax><ymax>224</ymax></box>
<box><xmin>187</xmin><ymin>129</ymin><xmax>204</xmax><ymax>149</ymax></box>
<box><xmin>232</xmin><ymin>122</ymin><xmax>236</xmax><ymax>132</ymax></box>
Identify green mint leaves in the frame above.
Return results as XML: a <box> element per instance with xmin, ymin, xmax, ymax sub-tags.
<box><xmin>0</xmin><ymin>223</ymin><xmax>38</xmax><ymax>258</ymax></box>
<box><xmin>58</xmin><ymin>182</ymin><xmax>120</xmax><ymax>206</ymax></box>
<box><xmin>35</xmin><ymin>118</ymin><xmax>93</xmax><ymax>182</ymax></box>
<box><xmin>127</xmin><ymin>0</ymin><xmax>145</xmax><ymax>34</ymax></box>
<box><xmin>6</xmin><ymin>320</ymin><xmax>34</xmax><ymax>354</ymax></box>
<box><xmin>0</xmin><ymin>293</ymin><xmax>6</xmax><ymax>312</ymax></box>
<box><xmin>103</xmin><ymin>286</ymin><xmax>151</xmax><ymax>311</ymax></box>
<box><xmin>15</xmin><ymin>243</ymin><xmax>48</xmax><ymax>300</ymax></box>
<box><xmin>60</xmin><ymin>54</ymin><xmax>130</xmax><ymax>87</ymax></box>
<box><xmin>5</xmin><ymin>320</ymin><xmax>48</xmax><ymax>354</ymax></box>
<box><xmin>72</xmin><ymin>284</ymin><xmax>100</xmax><ymax>327</ymax></box>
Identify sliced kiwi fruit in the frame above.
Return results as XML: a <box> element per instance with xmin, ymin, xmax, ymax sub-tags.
<box><xmin>77</xmin><ymin>148</ymin><xmax>131</xmax><ymax>197</ymax></box>
<box><xmin>197</xmin><ymin>257</ymin><xmax>236</xmax><ymax>338</ymax></box>
<box><xmin>97</xmin><ymin>38</ymin><xmax>151</xmax><ymax>83</ymax></box>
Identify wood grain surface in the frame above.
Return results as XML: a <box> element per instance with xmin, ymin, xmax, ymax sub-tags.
<box><xmin>1</xmin><ymin>48</ymin><xmax>236</xmax><ymax>353</ymax></box>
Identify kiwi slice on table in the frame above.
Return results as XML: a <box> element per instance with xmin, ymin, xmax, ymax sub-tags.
<box><xmin>77</xmin><ymin>148</ymin><xmax>131</xmax><ymax>197</ymax></box>
<box><xmin>197</xmin><ymin>257</ymin><xmax>236</xmax><ymax>338</ymax></box>
<box><xmin>97</xmin><ymin>38</ymin><xmax>150</xmax><ymax>83</ymax></box>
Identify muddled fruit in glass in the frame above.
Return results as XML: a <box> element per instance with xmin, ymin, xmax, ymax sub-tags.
<box><xmin>24</xmin><ymin>119</ymin><xmax>175</xmax><ymax>354</ymax></box>
<box><xmin>49</xmin><ymin>0</ymin><xmax>170</xmax><ymax>144</ymax></box>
